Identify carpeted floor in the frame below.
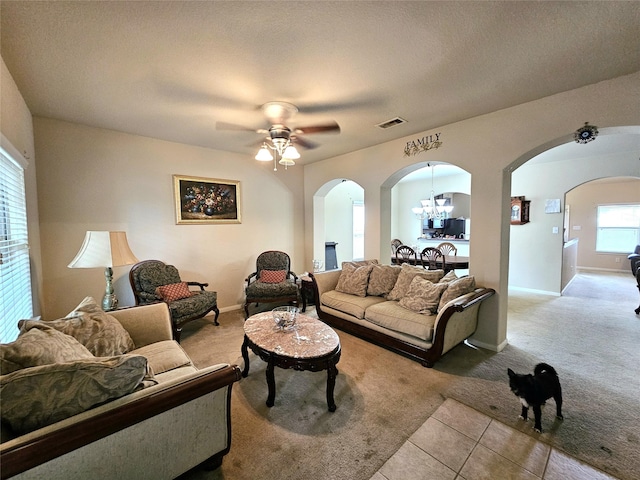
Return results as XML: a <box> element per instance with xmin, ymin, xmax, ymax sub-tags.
<box><xmin>178</xmin><ymin>271</ymin><xmax>640</xmax><ymax>480</ymax></box>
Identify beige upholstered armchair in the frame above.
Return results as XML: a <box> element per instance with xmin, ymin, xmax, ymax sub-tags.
<box><xmin>244</xmin><ymin>250</ymin><xmax>299</xmax><ymax>318</ymax></box>
<box><xmin>129</xmin><ymin>260</ymin><xmax>219</xmax><ymax>341</ymax></box>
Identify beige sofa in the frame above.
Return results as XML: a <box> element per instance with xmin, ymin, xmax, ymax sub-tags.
<box><xmin>311</xmin><ymin>262</ymin><xmax>495</xmax><ymax>367</ymax></box>
<box><xmin>0</xmin><ymin>301</ymin><xmax>241</xmax><ymax>480</ymax></box>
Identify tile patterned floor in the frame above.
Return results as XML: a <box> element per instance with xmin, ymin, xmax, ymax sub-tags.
<box><xmin>370</xmin><ymin>399</ymin><xmax>620</xmax><ymax>480</ymax></box>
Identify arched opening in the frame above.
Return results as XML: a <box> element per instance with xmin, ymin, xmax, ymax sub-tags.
<box><xmin>313</xmin><ymin>179</ymin><xmax>365</xmax><ymax>270</ymax></box>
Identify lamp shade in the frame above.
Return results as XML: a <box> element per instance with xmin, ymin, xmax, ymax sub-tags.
<box><xmin>68</xmin><ymin>231</ymin><xmax>139</xmax><ymax>268</ymax></box>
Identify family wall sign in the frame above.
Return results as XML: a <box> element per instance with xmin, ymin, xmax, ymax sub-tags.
<box><xmin>403</xmin><ymin>132</ymin><xmax>443</xmax><ymax>157</ymax></box>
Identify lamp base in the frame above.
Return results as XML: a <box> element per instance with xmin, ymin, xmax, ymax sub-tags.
<box><xmin>102</xmin><ymin>294</ymin><xmax>118</xmax><ymax>311</ymax></box>
<box><xmin>103</xmin><ymin>266</ymin><xmax>118</xmax><ymax>311</ymax></box>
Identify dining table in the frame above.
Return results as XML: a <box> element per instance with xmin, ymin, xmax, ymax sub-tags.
<box><xmin>391</xmin><ymin>254</ymin><xmax>469</xmax><ymax>272</ymax></box>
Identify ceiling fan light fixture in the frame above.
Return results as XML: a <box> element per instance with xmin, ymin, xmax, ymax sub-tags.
<box><xmin>255</xmin><ymin>144</ymin><xmax>273</xmax><ymax>161</ymax></box>
<box><xmin>278</xmin><ymin>157</ymin><xmax>296</xmax><ymax>167</ymax></box>
<box><xmin>282</xmin><ymin>145</ymin><xmax>300</xmax><ymax>159</ymax></box>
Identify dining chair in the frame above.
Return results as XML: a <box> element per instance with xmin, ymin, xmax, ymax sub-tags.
<box><xmin>420</xmin><ymin>247</ymin><xmax>444</xmax><ymax>270</ymax></box>
<box><xmin>437</xmin><ymin>242</ymin><xmax>458</xmax><ymax>256</ymax></box>
<box><xmin>394</xmin><ymin>245</ymin><xmax>417</xmax><ymax>265</ymax></box>
<box><xmin>391</xmin><ymin>239</ymin><xmax>403</xmax><ymax>255</ymax></box>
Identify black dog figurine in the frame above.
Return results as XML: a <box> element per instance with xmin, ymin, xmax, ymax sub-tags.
<box><xmin>508</xmin><ymin>363</ymin><xmax>563</xmax><ymax>433</ymax></box>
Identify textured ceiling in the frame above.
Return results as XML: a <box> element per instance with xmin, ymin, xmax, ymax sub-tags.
<box><xmin>1</xmin><ymin>1</ymin><xmax>639</xmax><ymax>165</ymax></box>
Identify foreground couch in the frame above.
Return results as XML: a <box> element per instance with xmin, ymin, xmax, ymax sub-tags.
<box><xmin>0</xmin><ymin>300</ymin><xmax>241</xmax><ymax>480</ymax></box>
<box><xmin>311</xmin><ymin>261</ymin><xmax>495</xmax><ymax>367</ymax></box>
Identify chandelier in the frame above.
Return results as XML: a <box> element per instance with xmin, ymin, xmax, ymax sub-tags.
<box><xmin>254</xmin><ymin>125</ymin><xmax>301</xmax><ymax>171</ymax></box>
<box><xmin>412</xmin><ymin>164</ymin><xmax>453</xmax><ymax>220</ymax></box>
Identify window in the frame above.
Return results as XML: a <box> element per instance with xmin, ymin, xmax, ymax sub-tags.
<box><xmin>0</xmin><ymin>138</ymin><xmax>33</xmax><ymax>343</ymax></box>
<box><xmin>596</xmin><ymin>204</ymin><xmax>640</xmax><ymax>254</ymax></box>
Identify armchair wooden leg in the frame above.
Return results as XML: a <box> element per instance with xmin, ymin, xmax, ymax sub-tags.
<box><xmin>213</xmin><ymin>307</ymin><xmax>220</xmax><ymax>326</ymax></box>
<box><xmin>173</xmin><ymin>326</ymin><xmax>182</xmax><ymax>343</ymax></box>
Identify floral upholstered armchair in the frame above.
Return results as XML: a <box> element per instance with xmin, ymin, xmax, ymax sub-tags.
<box><xmin>129</xmin><ymin>260</ymin><xmax>219</xmax><ymax>341</ymax></box>
<box><xmin>244</xmin><ymin>251</ymin><xmax>299</xmax><ymax>318</ymax></box>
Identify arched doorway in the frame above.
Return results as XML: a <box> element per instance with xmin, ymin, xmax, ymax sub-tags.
<box><xmin>312</xmin><ymin>179</ymin><xmax>364</xmax><ymax>269</ymax></box>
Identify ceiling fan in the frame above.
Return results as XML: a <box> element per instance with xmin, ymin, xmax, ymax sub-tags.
<box><xmin>216</xmin><ymin>101</ymin><xmax>340</xmax><ymax>167</ymax></box>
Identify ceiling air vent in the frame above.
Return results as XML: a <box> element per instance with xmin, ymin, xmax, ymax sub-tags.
<box><xmin>376</xmin><ymin>117</ymin><xmax>407</xmax><ymax>129</ymax></box>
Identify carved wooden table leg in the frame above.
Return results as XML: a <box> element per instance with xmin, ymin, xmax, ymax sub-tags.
<box><xmin>241</xmin><ymin>335</ymin><xmax>250</xmax><ymax>377</ymax></box>
<box><xmin>265</xmin><ymin>358</ymin><xmax>276</xmax><ymax>407</ymax></box>
<box><xmin>326</xmin><ymin>362</ymin><xmax>338</xmax><ymax>412</ymax></box>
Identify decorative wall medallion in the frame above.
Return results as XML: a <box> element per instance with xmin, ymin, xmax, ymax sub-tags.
<box><xmin>404</xmin><ymin>132</ymin><xmax>442</xmax><ymax>157</ymax></box>
<box><xmin>573</xmin><ymin>122</ymin><xmax>599</xmax><ymax>144</ymax></box>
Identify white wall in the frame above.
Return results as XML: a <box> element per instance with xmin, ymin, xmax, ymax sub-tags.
<box><xmin>33</xmin><ymin>118</ymin><xmax>305</xmax><ymax>318</ymax></box>
<box><xmin>393</xmin><ymin>171</ymin><xmax>471</xmax><ymax>244</ymax></box>
<box><xmin>324</xmin><ymin>180</ymin><xmax>364</xmax><ymax>266</ymax></box>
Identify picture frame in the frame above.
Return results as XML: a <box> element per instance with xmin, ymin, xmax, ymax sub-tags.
<box><xmin>173</xmin><ymin>175</ymin><xmax>241</xmax><ymax>224</ymax></box>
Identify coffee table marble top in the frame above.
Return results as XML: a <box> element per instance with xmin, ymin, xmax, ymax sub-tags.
<box><xmin>244</xmin><ymin>312</ymin><xmax>340</xmax><ymax>359</ymax></box>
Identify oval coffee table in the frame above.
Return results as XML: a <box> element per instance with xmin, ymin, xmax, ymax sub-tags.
<box><xmin>241</xmin><ymin>311</ymin><xmax>341</xmax><ymax>412</ymax></box>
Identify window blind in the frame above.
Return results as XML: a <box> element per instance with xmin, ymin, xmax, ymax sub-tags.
<box><xmin>0</xmin><ymin>142</ymin><xmax>32</xmax><ymax>343</ymax></box>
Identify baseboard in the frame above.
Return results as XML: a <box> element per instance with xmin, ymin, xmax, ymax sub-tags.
<box><xmin>219</xmin><ymin>304</ymin><xmax>242</xmax><ymax>313</ymax></box>
<box><xmin>508</xmin><ymin>286</ymin><xmax>560</xmax><ymax>296</ymax></box>
<box><xmin>577</xmin><ymin>266</ymin><xmax>628</xmax><ymax>273</ymax></box>
<box><xmin>466</xmin><ymin>337</ymin><xmax>508</xmax><ymax>353</ymax></box>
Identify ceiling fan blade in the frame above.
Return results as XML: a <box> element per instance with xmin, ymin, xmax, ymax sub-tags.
<box><xmin>295</xmin><ymin>122</ymin><xmax>341</xmax><ymax>135</ymax></box>
<box><xmin>216</xmin><ymin>121</ymin><xmax>257</xmax><ymax>132</ymax></box>
<box><xmin>292</xmin><ymin>136</ymin><xmax>319</xmax><ymax>150</ymax></box>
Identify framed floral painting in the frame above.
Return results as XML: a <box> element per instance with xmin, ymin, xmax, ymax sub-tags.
<box><xmin>173</xmin><ymin>175</ymin><xmax>241</xmax><ymax>224</ymax></box>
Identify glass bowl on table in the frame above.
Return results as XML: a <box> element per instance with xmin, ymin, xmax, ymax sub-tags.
<box><xmin>272</xmin><ymin>306</ymin><xmax>299</xmax><ymax>330</ymax></box>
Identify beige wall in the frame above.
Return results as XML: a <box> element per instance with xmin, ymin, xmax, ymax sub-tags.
<box><xmin>33</xmin><ymin>118</ymin><xmax>305</xmax><ymax>318</ymax></box>
<box><xmin>0</xmin><ymin>56</ymin><xmax>42</xmax><ymax>316</ymax></box>
<box><xmin>565</xmin><ymin>178</ymin><xmax>640</xmax><ymax>271</ymax></box>
<box><xmin>3</xmin><ymin>45</ymin><xmax>640</xmax><ymax>350</ymax></box>
<box><xmin>510</xmin><ymin>152</ymin><xmax>639</xmax><ymax>294</ymax></box>
<box><xmin>304</xmin><ymin>71</ymin><xmax>640</xmax><ymax>352</ymax></box>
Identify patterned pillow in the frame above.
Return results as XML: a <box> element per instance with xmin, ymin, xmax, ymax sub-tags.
<box><xmin>439</xmin><ymin>270</ymin><xmax>458</xmax><ymax>283</ymax></box>
<box><xmin>260</xmin><ymin>270</ymin><xmax>287</xmax><ymax>283</ymax></box>
<box><xmin>0</xmin><ymin>327</ymin><xmax>94</xmax><ymax>375</ymax></box>
<box><xmin>386</xmin><ymin>264</ymin><xmax>445</xmax><ymax>301</ymax></box>
<box><xmin>367</xmin><ymin>264</ymin><xmax>401</xmax><ymax>296</ymax></box>
<box><xmin>335</xmin><ymin>263</ymin><xmax>374</xmax><ymax>297</ymax></box>
<box><xmin>18</xmin><ymin>297</ymin><xmax>135</xmax><ymax>357</ymax></box>
<box><xmin>399</xmin><ymin>276</ymin><xmax>449</xmax><ymax>314</ymax></box>
<box><xmin>0</xmin><ymin>354</ymin><xmax>148</xmax><ymax>435</ymax></box>
<box><xmin>156</xmin><ymin>282</ymin><xmax>192</xmax><ymax>302</ymax></box>
<box><xmin>438</xmin><ymin>276</ymin><xmax>476</xmax><ymax>311</ymax></box>
<box><xmin>341</xmin><ymin>259</ymin><xmax>379</xmax><ymax>268</ymax></box>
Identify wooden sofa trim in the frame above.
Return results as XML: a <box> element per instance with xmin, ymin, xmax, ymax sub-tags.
<box><xmin>310</xmin><ymin>273</ymin><xmax>495</xmax><ymax>368</ymax></box>
<box><xmin>1</xmin><ymin>364</ymin><xmax>242</xmax><ymax>479</ymax></box>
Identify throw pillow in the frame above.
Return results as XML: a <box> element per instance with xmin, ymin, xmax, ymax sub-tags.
<box><xmin>386</xmin><ymin>263</ymin><xmax>445</xmax><ymax>301</ymax></box>
<box><xmin>0</xmin><ymin>327</ymin><xmax>93</xmax><ymax>375</ymax></box>
<box><xmin>335</xmin><ymin>263</ymin><xmax>374</xmax><ymax>297</ymax></box>
<box><xmin>399</xmin><ymin>276</ymin><xmax>449</xmax><ymax>314</ymax></box>
<box><xmin>260</xmin><ymin>269</ymin><xmax>287</xmax><ymax>283</ymax></box>
<box><xmin>367</xmin><ymin>264</ymin><xmax>401</xmax><ymax>296</ymax></box>
<box><xmin>0</xmin><ymin>354</ymin><xmax>148</xmax><ymax>435</ymax></box>
<box><xmin>155</xmin><ymin>282</ymin><xmax>192</xmax><ymax>302</ymax></box>
<box><xmin>439</xmin><ymin>270</ymin><xmax>459</xmax><ymax>283</ymax></box>
<box><xmin>18</xmin><ymin>297</ymin><xmax>135</xmax><ymax>357</ymax></box>
<box><xmin>438</xmin><ymin>276</ymin><xmax>477</xmax><ymax>311</ymax></box>
<box><xmin>341</xmin><ymin>259</ymin><xmax>379</xmax><ymax>268</ymax></box>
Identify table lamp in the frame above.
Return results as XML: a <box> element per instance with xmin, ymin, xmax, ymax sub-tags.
<box><xmin>68</xmin><ymin>231</ymin><xmax>139</xmax><ymax>311</ymax></box>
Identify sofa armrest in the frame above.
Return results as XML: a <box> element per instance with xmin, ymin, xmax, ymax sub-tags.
<box><xmin>0</xmin><ymin>364</ymin><xmax>242</xmax><ymax>479</ymax></box>
<box><xmin>432</xmin><ymin>287</ymin><xmax>496</xmax><ymax>357</ymax></box>
<box><xmin>310</xmin><ymin>270</ymin><xmax>341</xmax><ymax>299</ymax></box>
<box><xmin>110</xmin><ymin>303</ymin><xmax>174</xmax><ymax>348</ymax></box>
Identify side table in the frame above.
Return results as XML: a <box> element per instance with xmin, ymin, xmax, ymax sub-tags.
<box><xmin>298</xmin><ymin>275</ymin><xmax>315</xmax><ymax>312</ymax></box>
